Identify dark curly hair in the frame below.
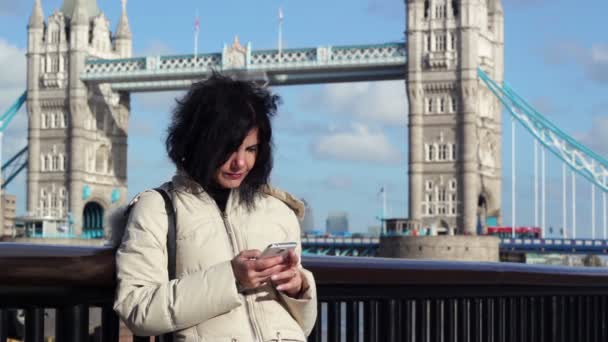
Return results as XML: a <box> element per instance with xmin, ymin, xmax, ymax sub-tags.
<box><xmin>165</xmin><ymin>72</ymin><xmax>280</xmax><ymax>208</ymax></box>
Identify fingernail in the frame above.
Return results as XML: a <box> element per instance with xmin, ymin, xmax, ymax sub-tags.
<box><xmin>276</xmin><ymin>285</ymin><xmax>284</xmax><ymax>291</ymax></box>
<box><xmin>271</xmin><ymin>275</ymin><xmax>277</xmax><ymax>281</ymax></box>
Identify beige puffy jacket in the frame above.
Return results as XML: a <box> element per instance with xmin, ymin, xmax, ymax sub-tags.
<box><xmin>114</xmin><ymin>175</ymin><xmax>317</xmax><ymax>342</ymax></box>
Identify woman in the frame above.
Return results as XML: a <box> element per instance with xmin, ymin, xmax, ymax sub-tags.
<box><xmin>114</xmin><ymin>73</ymin><xmax>317</xmax><ymax>341</ymax></box>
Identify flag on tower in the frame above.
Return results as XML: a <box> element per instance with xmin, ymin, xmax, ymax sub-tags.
<box><xmin>278</xmin><ymin>6</ymin><xmax>284</xmax><ymax>22</ymax></box>
<box><xmin>194</xmin><ymin>14</ymin><xmax>200</xmax><ymax>33</ymax></box>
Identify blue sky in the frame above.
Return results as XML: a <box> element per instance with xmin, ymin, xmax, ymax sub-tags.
<box><xmin>0</xmin><ymin>0</ymin><xmax>607</xmax><ymax>236</ymax></box>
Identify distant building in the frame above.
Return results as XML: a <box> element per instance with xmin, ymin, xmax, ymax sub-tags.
<box><xmin>300</xmin><ymin>199</ymin><xmax>315</xmax><ymax>234</ymax></box>
<box><xmin>326</xmin><ymin>211</ymin><xmax>349</xmax><ymax>235</ymax></box>
<box><xmin>367</xmin><ymin>225</ymin><xmax>381</xmax><ymax>237</ymax></box>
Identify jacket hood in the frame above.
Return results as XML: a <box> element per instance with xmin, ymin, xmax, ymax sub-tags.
<box><xmin>260</xmin><ymin>185</ymin><xmax>305</xmax><ymax>221</ymax></box>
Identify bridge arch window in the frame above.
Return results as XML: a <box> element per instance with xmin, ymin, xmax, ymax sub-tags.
<box><xmin>435</xmin><ymin>34</ymin><xmax>447</xmax><ymax>51</ymax></box>
<box><xmin>452</xmin><ymin>0</ymin><xmax>459</xmax><ymax>17</ymax></box>
<box><xmin>438</xmin><ymin>189</ymin><xmax>447</xmax><ymax>202</ymax></box>
<box><xmin>44</xmin><ymin>155</ymin><xmax>50</xmax><ymax>171</ymax></box>
<box><xmin>450</xmin><ymin>179</ymin><xmax>457</xmax><ymax>190</ymax></box>
<box><xmin>426</xmin><ymin>97</ymin><xmax>434</xmax><ymax>113</ymax></box>
<box><xmin>425</xmin><ymin>35</ymin><xmax>431</xmax><ymax>52</ymax></box>
<box><xmin>50</xmin><ymin>56</ymin><xmax>59</xmax><ymax>73</ymax></box>
<box><xmin>424</xmin><ymin>0</ymin><xmax>430</xmax><ymax>18</ymax></box>
<box><xmin>440</xmin><ymin>98</ymin><xmax>446</xmax><ymax>113</ymax></box>
<box><xmin>439</xmin><ymin>144</ymin><xmax>448</xmax><ymax>161</ymax></box>
<box><xmin>51</xmin><ymin>113</ymin><xmax>58</xmax><ymax>128</ymax></box>
<box><xmin>452</xmin><ymin>144</ymin><xmax>457</xmax><ymax>160</ymax></box>
<box><xmin>426</xmin><ymin>180</ymin><xmax>434</xmax><ymax>191</ymax></box>
<box><xmin>427</xmin><ymin>144</ymin><xmax>436</xmax><ymax>161</ymax></box>
<box><xmin>450</xmin><ymin>97</ymin><xmax>457</xmax><ymax>112</ymax></box>
<box><xmin>450</xmin><ymin>33</ymin><xmax>456</xmax><ymax>50</ymax></box>
<box><xmin>61</xmin><ymin>113</ymin><xmax>67</xmax><ymax>128</ymax></box>
<box><xmin>41</xmin><ymin>114</ymin><xmax>47</xmax><ymax>129</ymax></box>
<box><xmin>95</xmin><ymin>145</ymin><xmax>109</xmax><ymax>174</ymax></box>
<box><xmin>52</xmin><ymin>155</ymin><xmax>59</xmax><ymax>171</ymax></box>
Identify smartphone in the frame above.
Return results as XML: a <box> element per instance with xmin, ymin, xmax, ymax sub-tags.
<box><xmin>259</xmin><ymin>242</ymin><xmax>297</xmax><ymax>259</ymax></box>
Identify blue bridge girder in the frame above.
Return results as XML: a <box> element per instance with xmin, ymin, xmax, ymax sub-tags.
<box><xmin>81</xmin><ymin>42</ymin><xmax>407</xmax><ymax>92</ymax></box>
<box><xmin>302</xmin><ymin>237</ymin><xmax>608</xmax><ymax>256</ymax></box>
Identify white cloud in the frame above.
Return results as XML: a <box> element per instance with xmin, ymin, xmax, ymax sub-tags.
<box><xmin>311</xmin><ymin>123</ymin><xmax>402</xmax><ymax>164</ymax></box>
<box><xmin>302</xmin><ymin>81</ymin><xmax>408</xmax><ymax>126</ymax></box>
<box><xmin>544</xmin><ymin>41</ymin><xmax>608</xmax><ymax>85</ymax></box>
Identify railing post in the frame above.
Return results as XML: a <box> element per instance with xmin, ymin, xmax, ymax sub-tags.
<box><xmin>327</xmin><ymin>300</ymin><xmax>340</xmax><ymax>342</ymax></box>
<box><xmin>308</xmin><ymin>302</ymin><xmax>322</xmax><ymax>342</ymax></box>
<box><xmin>56</xmin><ymin>304</ymin><xmax>89</xmax><ymax>342</ymax></box>
<box><xmin>0</xmin><ymin>309</ymin><xmax>8</xmax><ymax>342</ymax></box>
<box><xmin>101</xmin><ymin>304</ymin><xmax>119</xmax><ymax>342</ymax></box>
<box><xmin>346</xmin><ymin>301</ymin><xmax>359</xmax><ymax>342</ymax></box>
<box><xmin>24</xmin><ymin>308</ymin><xmax>44</xmax><ymax>342</ymax></box>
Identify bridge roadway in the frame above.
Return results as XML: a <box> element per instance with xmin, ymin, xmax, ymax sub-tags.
<box><xmin>81</xmin><ymin>42</ymin><xmax>407</xmax><ymax>91</ymax></box>
<box><xmin>301</xmin><ymin>236</ymin><xmax>608</xmax><ymax>256</ymax></box>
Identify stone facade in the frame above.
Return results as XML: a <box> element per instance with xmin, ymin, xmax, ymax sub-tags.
<box><xmin>26</xmin><ymin>0</ymin><xmax>131</xmax><ymax>235</ymax></box>
<box><xmin>406</xmin><ymin>0</ymin><xmax>504</xmax><ymax>234</ymax></box>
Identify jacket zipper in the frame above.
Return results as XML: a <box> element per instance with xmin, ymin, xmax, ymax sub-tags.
<box><xmin>217</xmin><ymin>197</ymin><xmax>264</xmax><ymax>342</ymax></box>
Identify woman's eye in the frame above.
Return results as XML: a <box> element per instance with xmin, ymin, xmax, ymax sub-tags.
<box><xmin>246</xmin><ymin>146</ymin><xmax>258</xmax><ymax>153</ymax></box>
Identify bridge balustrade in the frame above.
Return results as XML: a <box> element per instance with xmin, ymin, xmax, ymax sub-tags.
<box><xmin>1</xmin><ymin>243</ymin><xmax>608</xmax><ymax>342</ymax></box>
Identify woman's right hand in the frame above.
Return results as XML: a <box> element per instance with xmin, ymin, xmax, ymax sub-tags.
<box><xmin>231</xmin><ymin>250</ymin><xmax>286</xmax><ymax>291</ymax></box>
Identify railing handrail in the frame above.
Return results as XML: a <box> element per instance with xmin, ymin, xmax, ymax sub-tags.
<box><xmin>2</xmin><ymin>243</ymin><xmax>608</xmax><ymax>290</ymax></box>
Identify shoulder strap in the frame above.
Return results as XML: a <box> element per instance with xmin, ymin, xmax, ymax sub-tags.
<box><xmin>153</xmin><ymin>187</ymin><xmax>176</xmax><ymax>281</ymax></box>
<box><xmin>153</xmin><ymin>186</ymin><xmax>176</xmax><ymax>342</ymax></box>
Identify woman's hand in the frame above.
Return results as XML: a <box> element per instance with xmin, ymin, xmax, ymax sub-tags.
<box><xmin>231</xmin><ymin>250</ymin><xmax>286</xmax><ymax>291</ymax></box>
<box><xmin>270</xmin><ymin>250</ymin><xmax>305</xmax><ymax>298</ymax></box>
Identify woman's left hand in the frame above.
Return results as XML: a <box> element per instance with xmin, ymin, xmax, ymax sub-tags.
<box><xmin>270</xmin><ymin>250</ymin><xmax>304</xmax><ymax>298</ymax></box>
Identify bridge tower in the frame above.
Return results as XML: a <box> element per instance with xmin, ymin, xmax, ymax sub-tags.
<box><xmin>26</xmin><ymin>0</ymin><xmax>131</xmax><ymax>236</ymax></box>
<box><xmin>406</xmin><ymin>0</ymin><xmax>504</xmax><ymax>234</ymax></box>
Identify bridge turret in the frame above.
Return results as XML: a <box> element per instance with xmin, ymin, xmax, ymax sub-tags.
<box><xmin>26</xmin><ymin>0</ymin><xmax>45</xmax><ymax>217</ymax></box>
<box><xmin>67</xmin><ymin>0</ymin><xmax>91</xmax><ymax>234</ymax></box>
<box><xmin>114</xmin><ymin>0</ymin><xmax>132</xmax><ymax>58</ymax></box>
<box><xmin>406</xmin><ymin>0</ymin><xmax>504</xmax><ymax>235</ymax></box>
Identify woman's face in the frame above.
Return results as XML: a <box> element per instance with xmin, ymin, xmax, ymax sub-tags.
<box><xmin>214</xmin><ymin>128</ymin><xmax>259</xmax><ymax>189</ymax></box>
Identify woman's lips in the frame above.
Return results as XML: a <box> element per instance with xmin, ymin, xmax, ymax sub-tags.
<box><xmin>224</xmin><ymin>173</ymin><xmax>244</xmax><ymax>180</ymax></box>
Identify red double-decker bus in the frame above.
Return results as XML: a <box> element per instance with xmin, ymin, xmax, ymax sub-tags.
<box><xmin>487</xmin><ymin>226</ymin><xmax>542</xmax><ymax>239</ymax></box>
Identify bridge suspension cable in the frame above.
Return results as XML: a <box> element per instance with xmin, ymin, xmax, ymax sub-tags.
<box><xmin>0</xmin><ymin>91</ymin><xmax>28</xmax><ymax>190</ymax></box>
<box><xmin>479</xmin><ymin>68</ymin><xmax>608</xmax><ymax>239</ymax></box>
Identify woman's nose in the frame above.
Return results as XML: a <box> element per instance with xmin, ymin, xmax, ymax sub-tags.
<box><xmin>231</xmin><ymin>153</ymin><xmax>246</xmax><ymax>169</ymax></box>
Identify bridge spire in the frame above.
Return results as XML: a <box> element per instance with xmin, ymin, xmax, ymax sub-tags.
<box><xmin>28</xmin><ymin>0</ymin><xmax>44</xmax><ymax>29</ymax></box>
<box><xmin>116</xmin><ymin>0</ymin><xmax>131</xmax><ymax>38</ymax></box>
<box><xmin>70</xmin><ymin>0</ymin><xmax>90</xmax><ymax>25</ymax></box>
<box><xmin>61</xmin><ymin>0</ymin><xmax>99</xmax><ymax>20</ymax></box>
<box><xmin>115</xmin><ymin>0</ymin><xmax>132</xmax><ymax>57</ymax></box>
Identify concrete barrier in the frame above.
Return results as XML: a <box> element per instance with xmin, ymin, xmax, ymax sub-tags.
<box><xmin>378</xmin><ymin>235</ymin><xmax>500</xmax><ymax>262</ymax></box>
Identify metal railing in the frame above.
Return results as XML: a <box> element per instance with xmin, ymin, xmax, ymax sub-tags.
<box><xmin>1</xmin><ymin>243</ymin><xmax>608</xmax><ymax>341</ymax></box>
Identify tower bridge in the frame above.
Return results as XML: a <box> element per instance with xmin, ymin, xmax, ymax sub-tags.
<box><xmin>7</xmin><ymin>0</ymin><xmax>607</xmax><ymax>247</ymax></box>
<box><xmin>19</xmin><ymin>0</ymin><xmax>504</xmax><ymax>237</ymax></box>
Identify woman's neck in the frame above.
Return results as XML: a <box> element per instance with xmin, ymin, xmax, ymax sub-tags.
<box><xmin>206</xmin><ymin>183</ymin><xmax>231</xmax><ymax>213</ymax></box>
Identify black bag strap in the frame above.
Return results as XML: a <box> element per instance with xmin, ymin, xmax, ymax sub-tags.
<box><xmin>153</xmin><ymin>186</ymin><xmax>176</xmax><ymax>342</ymax></box>
<box><xmin>153</xmin><ymin>187</ymin><xmax>176</xmax><ymax>281</ymax></box>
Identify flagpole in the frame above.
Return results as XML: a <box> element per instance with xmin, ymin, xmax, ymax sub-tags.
<box><xmin>278</xmin><ymin>7</ymin><xmax>283</xmax><ymax>63</ymax></box>
<box><xmin>194</xmin><ymin>10</ymin><xmax>199</xmax><ymax>58</ymax></box>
